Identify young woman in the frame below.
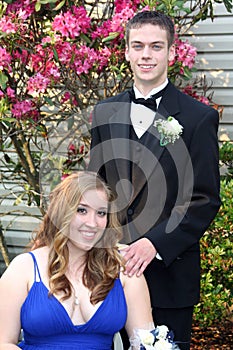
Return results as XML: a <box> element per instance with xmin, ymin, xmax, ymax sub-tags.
<box><xmin>0</xmin><ymin>171</ymin><xmax>154</xmax><ymax>350</ymax></box>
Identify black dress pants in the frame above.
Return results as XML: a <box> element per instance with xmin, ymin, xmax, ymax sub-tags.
<box><xmin>153</xmin><ymin>306</ymin><xmax>194</xmax><ymax>350</ymax></box>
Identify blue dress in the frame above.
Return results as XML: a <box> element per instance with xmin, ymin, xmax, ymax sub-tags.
<box><xmin>19</xmin><ymin>252</ymin><xmax>127</xmax><ymax>350</ymax></box>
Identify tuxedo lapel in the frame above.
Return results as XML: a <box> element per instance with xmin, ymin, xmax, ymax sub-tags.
<box><xmin>108</xmin><ymin>101</ymin><xmax>133</xmax><ymax>203</ymax></box>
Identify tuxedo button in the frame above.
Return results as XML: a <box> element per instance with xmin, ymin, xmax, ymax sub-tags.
<box><xmin>136</xmin><ymin>145</ymin><xmax>141</xmax><ymax>151</ymax></box>
<box><xmin>127</xmin><ymin>208</ymin><xmax>134</xmax><ymax>215</ymax></box>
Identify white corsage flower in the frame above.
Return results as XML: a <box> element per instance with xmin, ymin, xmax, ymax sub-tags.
<box><xmin>154</xmin><ymin>116</ymin><xmax>183</xmax><ymax>146</ymax></box>
<box><xmin>156</xmin><ymin>325</ymin><xmax>170</xmax><ymax>340</ymax></box>
<box><xmin>154</xmin><ymin>339</ymin><xmax>173</xmax><ymax>350</ymax></box>
<box><xmin>129</xmin><ymin>324</ymin><xmax>180</xmax><ymax>350</ymax></box>
<box><xmin>137</xmin><ymin>329</ymin><xmax>155</xmax><ymax>349</ymax></box>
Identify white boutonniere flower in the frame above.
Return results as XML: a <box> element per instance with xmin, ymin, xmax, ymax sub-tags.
<box><xmin>154</xmin><ymin>116</ymin><xmax>183</xmax><ymax>146</ymax></box>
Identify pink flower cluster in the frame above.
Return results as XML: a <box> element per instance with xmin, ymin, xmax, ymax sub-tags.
<box><xmin>182</xmin><ymin>85</ymin><xmax>209</xmax><ymax>105</ymax></box>
<box><xmin>0</xmin><ymin>0</ymin><xmax>199</xmax><ymax>121</ymax></box>
<box><xmin>0</xmin><ymin>15</ymin><xmax>18</xmax><ymax>34</ymax></box>
<box><xmin>11</xmin><ymin>99</ymin><xmax>39</xmax><ymax>120</ymax></box>
<box><xmin>6</xmin><ymin>0</ymin><xmax>35</xmax><ymax>19</ymax></box>
<box><xmin>27</xmin><ymin>73</ymin><xmax>50</xmax><ymax>97</ymax></box>
<box><xmin>111</xmin><ymin>5</ymin><xmax>135</xmax><ymax>39</ymax></box>
<box><xmin>170</xmin><ymin>37</ymin><xmax>197</xmax><ymax>74</ymax></box>
<box><xmin>0</xmin><ymin>47</ymin><xmax>12</xmax><ymax>71</ymax></box>
<box><xmin>114</xmin><ymin>0</ymin><xmax>140</xmax><ymax>13</ymax></box>
<box><xmin>52</xmin><ymin>6</ymin><xmax>91</xmax><ymax>39</ymax></box>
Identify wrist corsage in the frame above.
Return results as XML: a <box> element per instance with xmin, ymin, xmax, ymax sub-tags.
<box><xmin>130</xmin><ymin>325</ymin><xmax>180</xmax><ymax>350</ymax></box>
<box><xmin>154</xmin><ymin>116</ymin><xmax>183</xmax><ymax>146</ymax></box>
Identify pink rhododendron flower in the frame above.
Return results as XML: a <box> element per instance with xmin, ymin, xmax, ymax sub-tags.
<box><xmin>54</xmin><ymin>41</ymin><xmax>73</xmax><ymax>65</ymax></box>
<box><xmin>29</xmin><ymin>43</ymin><xmax>54</xmax><ymax>72</ymax></box>
<box><xmin>0</xmin><ymin>47</ymin><xmax>12</xmax><ymax>71</ymax></box>
<box><xmin>11</xmin><ymin>100</ymin><xmax>33</xmax><ymax>118</ymax></box>
<box><xmin>91</xmin><ymin>20</ymin><xmax>112</xmax><ymax>40</ymax></box>
<box><xmin>114</xmin><ymin>0</ymin><xmax>140</xmax><ymax>13</ymax></box>
<box><xmin>12</xmin><ymin>49</ymin><xmax>29</xmax><ymax>65</ymax></box>
<box><xmin>199</xmin><ymin>96</ymin><xmax>209</xmax><ymax>105</ymax></box>
<box><xmin>11</xmin><ymin>99</ymin><xmax>40</xmax><ymax>120</ymax></box>
<box><xmin>6</xmin><ymin>87</ymin><xmax>15</xmax><ymax>98</ymax></box>
<box><xmin>92</xmin><ymin>5</ymin><xmax>135</xmax><ymax>42</ymax></box>
<box><xmin>6</xmin><ymin>0</ymin><xmax>35</xmax><ymax>18</ymax></box>
<box><xmin>97</xmin><ymin>47</ymin><xmax>112</xmax><ymax>70</ymax></box>
<box><xmin>0</xmin><ymin>16</ymin><xmax>18</xmax><ymax>34</ymax></box>
<box><xmin>173</xmin><ymin>38</ymin><xmax>197</xmax><ymax>69</ymax></box>
<box><xmin>61</xmin><ymin>92</ymin><xmax>72</xmax><ymax>104</ymax></box>
<box><xmin>111</xmin><ymin>5</ymin><xmax>135</xmax><ymax>36</ymax></box>
<box><xmin>61</xmin><ymin>92</ymin><xmax>78</xmax><ymax>106</ymax></box>
<box><xmin>27</xmin><ymin>73</ymin><xmax>50</xmax><ymax>97</ymax></box>
<box><xmin>73</xmin><ymin>46</ymin><xmax>98</xmax><ymax>74</ymax></box>
<box><xmin>183</xmin><ymin>85</ymin><xmax>209</xmax><ymax>105</ymax></box>
<box><xmin>52</xmin><ymin>6</ymin><xmax>90</xmax><ymax>38</ymax></box>
<box><xmin>48</xmin><ymin>67</ymin><xmax>60</xmax><ymax>79</ymax></box>
<box><xmin>68</xmin><ymin>143</ymin><xmax>77</xmax><ymax>154</ymax></box>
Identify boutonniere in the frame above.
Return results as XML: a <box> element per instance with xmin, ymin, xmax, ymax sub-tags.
<box><xmin>154</xmin><ymin>116</ymin><xmax>183</xmax><ymax>146</ymax></box>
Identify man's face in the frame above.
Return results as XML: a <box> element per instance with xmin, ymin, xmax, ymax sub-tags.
<box><xmin>125</xmin><ymin>24</ymin><xmax>175</xmax><ymax>93</ymax></box>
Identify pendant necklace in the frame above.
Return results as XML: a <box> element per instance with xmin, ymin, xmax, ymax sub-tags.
<box><xmin>74</xmin><ymin>295</ymin><xmax>80</xmax><ymax>305</ymax></box>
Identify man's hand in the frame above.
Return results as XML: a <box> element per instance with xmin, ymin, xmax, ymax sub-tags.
<box><xmin>121</xmin><ymin>238</ymin><xmax>156</xmax><ymax>277</ymax></box>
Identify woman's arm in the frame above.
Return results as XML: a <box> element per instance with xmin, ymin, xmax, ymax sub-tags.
<box><xmin>0</xmin><ymin>254</ymin><xmax>31</xmax><ymax>347</ymax></box>
<box><xmin>0</xmin><ymin>345</ymin><xmax>22</xmax><ymax>350</ymax></box>
<box><xmin>121</xmin><ymin>273</ymin><xmax>154</xmax><ymax>341</ymax></box>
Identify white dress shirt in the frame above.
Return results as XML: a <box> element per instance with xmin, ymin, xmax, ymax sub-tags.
<box><xmin>130</xmin><ymin>79</ymin><xmax>168</xmax><ymax>138</ymax></box>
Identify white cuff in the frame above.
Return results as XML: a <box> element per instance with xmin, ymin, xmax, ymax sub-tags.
<box><xmin>156</xmin><ymin>252</ymin><xmax>162</xmax><ymax>260</ymax></box>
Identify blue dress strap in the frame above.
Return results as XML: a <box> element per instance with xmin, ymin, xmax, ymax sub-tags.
<box><xmin>28</xmin><ymin>251</ymin><xmax>42</xmax><ymax>282</ymax></box>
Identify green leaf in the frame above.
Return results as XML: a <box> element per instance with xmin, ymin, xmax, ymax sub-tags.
<box><xmin>102</xmin><ymin>32</ymin><xmax>119</xmax><ymax>43</ymax></box>
<box><xmin>79</xmin><ymin>33</ymin><xmax>91</xmax><ymax>45</ymax></box>
<box><xmin>38</xmin><ymin>0</ymin><xmax>58</xmax><ymax>4</ymax></box>
<box><xmin>1</xmin><ymin>117</ymin><xmax>16</xmax><ymax>123</ymax></box>
<box><xmin>44</xmin><ymin>96</ymin><xmax>54</xmax><ymax>106</ymax></box>
<box><xmin>35</xmin><ymin>1</ymin><xmax>41</xmax><ymax>12</ymax></box>
<box><xmin>68</xmin><ymin>116</ymin><xmax>74</xmax><ymax>130</ymax></box>
<box><xmin>0</xmin><ymin>72</ymin><xmax>8</xmax><ymax>90</ymax></box>
<box><xmin>53</xmin><ymin>0</ymin><xmax>65</xmax><ymax>11</ymax></box>
<box><xmin>52</xmin><ymin>47</ymin><xmax>59</xmax><ymax>62</ymax></box>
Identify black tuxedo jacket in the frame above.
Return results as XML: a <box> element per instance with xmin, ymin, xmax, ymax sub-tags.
<box><xmin>89</xmin><ymin>81</ymin><xmax>221</xmax><ymax>308</ymax></box>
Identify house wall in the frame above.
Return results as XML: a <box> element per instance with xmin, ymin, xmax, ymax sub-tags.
<box><xmin>186</xmin><ymin>3</ymin><xmax>233</xmax><ymax>141</ymax></box>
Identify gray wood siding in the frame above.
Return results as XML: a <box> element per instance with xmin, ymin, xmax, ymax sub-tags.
<box><xmin>0</xmin><ymin>172</ymin><xmax>41</xmax><ymax>274</ymax></box>
<box><xmin>186</xmin><ymin>3</ymin><xmax>233</xmax><ymax>141</ymax></box>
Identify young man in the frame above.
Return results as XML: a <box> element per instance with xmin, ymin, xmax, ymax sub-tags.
<box><xmin>89</xmin><ymin>11</ymin><xmax>221</xmax><ymax>350</ymax></box>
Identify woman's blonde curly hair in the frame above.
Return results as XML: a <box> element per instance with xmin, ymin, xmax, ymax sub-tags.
<box><xmin>30</xmin><ymin>171</ymin><xmax>124</xmax><ymax>304</ymax></box>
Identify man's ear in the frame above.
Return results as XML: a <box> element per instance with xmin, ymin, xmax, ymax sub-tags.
<box><xmin>125</xmin><ymin>46</ymin><xmax>130</xmax><ymax>61</ymax></box>
<box><xmin>168</xmin><ymin>44</ymin><xmax>175</xmax><ymax>62</ymax></box>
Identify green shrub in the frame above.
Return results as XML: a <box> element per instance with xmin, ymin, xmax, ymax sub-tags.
<box><xmin>194</xmin><ymin>178</ymin><xmax>233</xmax><ymax>326</ymax></box>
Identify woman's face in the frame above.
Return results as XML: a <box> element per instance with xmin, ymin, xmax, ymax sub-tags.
<box><xmin>69</xmin><ymin>188</ymin><xmax>108</xmax><ymax>251</ymax></box>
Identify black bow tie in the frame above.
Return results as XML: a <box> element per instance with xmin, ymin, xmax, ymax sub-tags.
<box><xmin>128</xmin><ymin>86</ymin><xmax>167</xmax><ymax>112</ymax></box>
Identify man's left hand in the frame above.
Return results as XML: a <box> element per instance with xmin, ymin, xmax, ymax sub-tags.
<box><xmin>121</xmin><ymin>238</ymin><xmax>156</xmax><ymax>277</ymax></box>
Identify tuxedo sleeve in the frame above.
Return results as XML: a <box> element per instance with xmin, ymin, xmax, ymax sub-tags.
<box><xmin>145</xmin><ymin>107</ymin><xmax>221</xmax><ymax>267</ymax></box>
<box><xmin>88</xmin><ymin>107</ymin><xmax>107</xmax><ymax>181</ymax></box>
